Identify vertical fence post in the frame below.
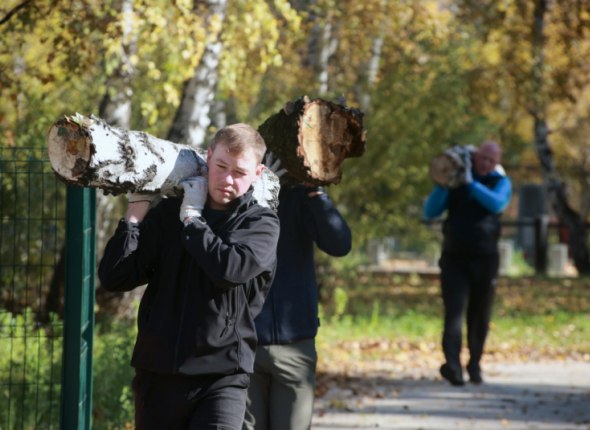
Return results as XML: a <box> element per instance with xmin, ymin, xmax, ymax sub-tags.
<box><xmin>534</xmin><ymin>214</ymin><xmax>549</xmax><ymax>275</ymax></box>
<box><xmin>61</xmin><ymin>186</ymin><xmax>95</xmax><ymax>430</ymax></box>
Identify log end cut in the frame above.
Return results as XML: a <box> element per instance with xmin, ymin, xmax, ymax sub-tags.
<box><xmin>297</xmin><ymin>99</ymin><xmax>366</xmax><ymax>184</ymax></box>
<box><xmin>47</xmin><ymin>116</ymin><xmax>94</xmax><ymax>183</ymax></box>
<box><xmin>259</xmin><ymin>96</ymin><xmax>366</xmax><ymax>186</ymax></box>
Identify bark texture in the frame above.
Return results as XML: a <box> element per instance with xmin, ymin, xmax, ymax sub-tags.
<box><xmin>47</xmin><ymin>114</ymin><xmax>279</xmax><ymax>209</ymax></box>
<box><xmin>257</xmin><ymin>96</ymin><xmax>366</xmax><ymax>186</ymax></box>
<box><xmin>93</xmin><ymin>2</ymin><xmax>144</xmax><ymax>320</ymax></box>
<box><xmin>166</xmin><ymin>0</ymin><xmax>227</xmax><ymax>147</ymax></box>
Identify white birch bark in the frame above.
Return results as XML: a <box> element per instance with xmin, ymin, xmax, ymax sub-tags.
<box><xmin>166</xmin><ymin>0</ymin><xmax>227</xmax><ymax>148</ymax></box>
<box><xmin>94</xmin><ymin>0</ymin><xmax>144</xmax><ymax>318</ymax></box>
<box><xmin>317</xmin><ymin>20</ymin><xmax>333</xmax><ymax>96</ymax></box>
<box><xmin>96</xmin><ymin>0</ymin><xmax>137</xmax><ymax>240</ymax></box>
<box><xmin>98</xmin><ymin>0</ymin><xmax>135</xmax><ymax>130</ymax></box>
<box><xmin>317</xmin><ymin>20</ymin><xmax>339</xmax><ymax>97</ymax></box>
<box><xmin>304</xmin><ymin>5</ymin><xmax>338</xmax><ymax>97</ymax></box>
<box><xmin>358</xmin><ymin>32</ymin><xmax>384</xmax><ymax>112</ymax></box>
<box><xmin>47</xmin><ymin>114</ymin><xmax>279</xmax><ymax>209</ymax></box>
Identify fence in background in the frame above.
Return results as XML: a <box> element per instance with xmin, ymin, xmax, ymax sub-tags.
<box><xmin>368</xmin><ymin>216</ymin><xmax>574</xmax><ymax>276</ymax></box>
<box><xmin>0</xmin><ymin>146</ymin><xmax>95</xmax><ymax>429</ymax></box>
<box><xmin>0</xmin><ymin>146</ymin><xmax>65</xmax><ymax>429</ymax></box>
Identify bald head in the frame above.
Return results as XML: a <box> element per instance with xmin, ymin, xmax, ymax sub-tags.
<box><xmin>473</xmin><ymin>140</ymin><xmax>501</xmax><ymax>176</ymax></box>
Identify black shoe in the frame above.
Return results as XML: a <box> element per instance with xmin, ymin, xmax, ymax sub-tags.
<box><xmin>440</xmin><ymin>363</ymin><xmax>465</xmax><ymax>386</ymax></box>
<box><xmin>467</xmin><ymin>363</ymin><xmax>483</xmax><ymax>384</ymax></box>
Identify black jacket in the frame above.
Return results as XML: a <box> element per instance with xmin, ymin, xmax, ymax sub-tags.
<box><xmin>98</xmin><ymin>189</ymin><xmax>280</xmax><ymax>375</ymax></box>
<box><xmin>443</xmin><ymin>175</ymin><xmax>502</xmax><ymax>255</ymax></box>
<box><xmin>254</xmin><ymin>186</ymin><xmax>351</xmax><ymax>345</ymax></box>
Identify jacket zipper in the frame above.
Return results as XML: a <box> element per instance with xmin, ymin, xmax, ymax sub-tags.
<box><xmin>234</xmin><ymin>287</ymin><xmax>242</xmax><ymax>372</ymax></box>
<box><xmin>271</xmin><ymin>290</ymin><xmax>278</xmax><ymax>344</ymax></box>
<box><xmin>173</xmin><ymin>261</ymin><xmax>191</xmax><ymax>370</ymax></box>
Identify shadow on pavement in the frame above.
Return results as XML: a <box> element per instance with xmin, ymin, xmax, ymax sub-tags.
<box><xmin>313</xmin><ymin>362</ymin><xmax>590</xmax><ymax>430</ymax></box>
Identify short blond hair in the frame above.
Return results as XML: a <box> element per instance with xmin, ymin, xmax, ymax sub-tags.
<box><xmin>209</xmin><ymin>124</ymin><xmax>266</xmax><ymax>163</ymax></box>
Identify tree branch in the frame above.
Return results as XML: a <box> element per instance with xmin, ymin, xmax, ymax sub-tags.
<box><xmin>0</xmin><ymin>0</ymin><xmax>33</xmax><ymax>26</ymax></box>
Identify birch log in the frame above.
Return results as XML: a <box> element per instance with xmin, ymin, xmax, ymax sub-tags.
<box><xmin>257</xmin><ymin>95</ymin><xmax>366</xmax><ymax>186</ymax></box>
<box><xmin>47</xmin><ymin>114</ymin><xmax>280</xmax><ymax>209</ymax></box>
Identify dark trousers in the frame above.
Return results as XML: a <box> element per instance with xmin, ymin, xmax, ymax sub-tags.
<box><xmin>132</xmin><ymin>368</ymin><xmax>249</xmax><ymax>430</ymax></box>
<box><xmin>439</xmin><ymin>252</ymin><xmax>499</xmax><ymax>370</ymax></box>
<box><xmin>244</xmin><ymin>338</ymin><xmax>317</xmax><ymax>430</ymax></box>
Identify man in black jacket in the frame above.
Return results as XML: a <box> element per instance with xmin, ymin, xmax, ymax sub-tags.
<box><xmin>99</xmin><ymin>123</ymin><xmax>280</xmax><ymax>430</ymax></box>
<box><xmin>243</xmin><ymin>176</ymin><xmax>351</xmax><ymax>430</ymax></box>
<box><xmin>424</xmin><ymin>140</ymin><xmax>512</xmax><ymax>386</ymax></box>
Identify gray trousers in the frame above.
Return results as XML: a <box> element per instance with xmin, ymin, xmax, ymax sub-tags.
<box><xmin>243</xmin><ymin>338</ymin><xmax>317</xmax><ymax>430</ymax></box>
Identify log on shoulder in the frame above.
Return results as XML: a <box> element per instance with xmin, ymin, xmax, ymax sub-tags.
<box><xmin>257</xmin><ymin>95</ymin><xmax>366</xmax><ymax>186</ymax></box>
<box><xmin>47</xmin><ymin>114</ymin><xmax>279</xmax><ymax>209</ymax></box>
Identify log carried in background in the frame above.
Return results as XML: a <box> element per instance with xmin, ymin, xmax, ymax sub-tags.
<box><xmin>257</xmin><ymin>95</ymin><xmax>366</xmax><ymax>186</ymax></box>
<box><xmin>47</xmin><ymin>114</ymin><xmax>280</xmax><ymax>209</ymax></box>
<box><xmin>428</xmin><ymin>145</ymin><xmax>473</xmax><ymax>189</ymax></box>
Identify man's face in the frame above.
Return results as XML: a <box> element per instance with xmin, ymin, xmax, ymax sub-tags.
<box><xmin>473</xmin><ymin>144</ymin><xmax>501</xmax><ymax>176</ymax></box>
<box><xmin>206</xmin><ymin>142</ymin><xmax>263</xmax><ymax>210</ymax></box>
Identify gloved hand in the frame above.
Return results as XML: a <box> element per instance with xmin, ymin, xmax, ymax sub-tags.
<box><xmin>461</xmin><ymin>148</ymin><xmax>473</xmax><ymax>184</ymax></box>
<box><xmin>263</xmin><ymin>151</ymin><xmax>287</xmax><ymax>178</ymax></box>
<box><xmin>179</xmin><ymin>176</ymin><xmax>208</xmax><ymax>223</ymax></box>
<box><xmin>444</xmin><ymin>145</ymin><xmax>464</xmax><ymax>165</ymax></box>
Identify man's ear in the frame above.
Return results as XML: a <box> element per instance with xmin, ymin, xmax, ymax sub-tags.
<box><xmin>255</xmin><ymin>163</ymin><xmax>264</xmax><ymax>178</ymax></box>
<box><xmin>207</xmin><ymin>147</ymin><xmax>213</xmax><ymax>162</ymax></box>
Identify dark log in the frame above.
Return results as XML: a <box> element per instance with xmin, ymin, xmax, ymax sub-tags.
<box><xmin>257</xmin><ymin>95</ymin><xmax>366</xmax><ymax>186</ymax></box>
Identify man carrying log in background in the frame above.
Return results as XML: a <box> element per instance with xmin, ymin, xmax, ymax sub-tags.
<box><xmin>424</xmin><ymin>140</ymin><xmax>512</xmax><ymax>386</ymax></box>
<box><xmin>98</xmin><ymin>123</ymin><xmax>280</xmax><ymax>430</ymax></box>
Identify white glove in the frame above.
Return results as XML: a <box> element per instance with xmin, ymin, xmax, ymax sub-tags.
<box><xmin>180</xmin><ymin>176</ymin><xmax>208</xmax><ymax>223</ymax></box>
<box><xmin>263</xmin><ymin>151</ymin><xmax>287</xmax><ymax>178</ymax></box>
<box><xmin>462</xmin><ymin>149</ymin><xmax>473</xmax><ymax>184</ymax></box>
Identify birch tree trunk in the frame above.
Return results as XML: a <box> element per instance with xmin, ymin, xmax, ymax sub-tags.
<box><xmin>357</xmin><ymin>4</ymin><xmax>385</xmax><ymax>113</ymax></box>
<box><xmin>166</xmin><ymin>0</ymin><xmax>227</xmax><ymax>148</ymax></box>
<box><xmin>303</xmin><ymin>5</ymin><xmax>338</xmax><ymax>97</ymax></box>
<box><xmin>96</xmin><ymin>0</ymin><xmax>136</xmax><ymax>242</ymax></box>
<box><xmin>316</xmin><ymin>19</ymin><xmax>337</xmax><ymax>96</ymax></box>
<box><xmin>95</xmin><ymin>0</ymin><xmax>143</xmax><ymax>319</ymax></box>
<box><xmin>47</xmin><ymin>114</ymin><xmax>280</xmax><ymax>209</ymax></box>
<box><xmin>531</xmin><ymin>0</ymin><xmax>590</xmax><ymax>274</ymax></box>
<box><xmin>43</xmin><ymin>0</ymin><xmax>141</xmax><ymax>321</ymax></box>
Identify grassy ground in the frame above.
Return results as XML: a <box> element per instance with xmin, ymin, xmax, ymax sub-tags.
<box><xmin>316</xmin><ymin>274</ymin><xmax>590</xmax><ymax>382</ymax></box>
<box><xmin>88</xmin><ymin>273</ymin><xmax>589</xmax><ymax>428</ymax></box>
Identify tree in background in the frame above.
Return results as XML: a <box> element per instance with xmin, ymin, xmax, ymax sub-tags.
<box><xmin>454</xmin><ymin>0</ymin><xmax>590</xmax><ymax>273</ymax></box>
<box><xmin>3</xmin><ymin>0</ymin><xmax>590</xmax><ymax>319</ymax></box>
<box><xmin>0</xmin><ymin>0</ymin><xmax>302</xmax><ymax>319</ymax></box>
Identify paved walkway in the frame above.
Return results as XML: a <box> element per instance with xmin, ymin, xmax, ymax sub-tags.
<box><xmin>312</xmin><ymin>360</ymin><xmax>590</xmax><ymax>430</ymax></box>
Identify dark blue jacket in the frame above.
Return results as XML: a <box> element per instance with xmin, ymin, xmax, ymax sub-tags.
<box><xmin>424</xmin><ymin>168</ymin><xmax>512</xmax><ymax>255</ymax></box>
<box><xmin>254</xmin><ymin>186</ymin><xmax>351</xmax><ymax>345</ymax></box>
<box><xmin>98</xmin><ymin>189</ymin><xmax>280</xmax><ymax>375</ymax></box>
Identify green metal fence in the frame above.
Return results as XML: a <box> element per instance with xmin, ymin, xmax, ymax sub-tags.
<box><xmin>61</xmin><ymin>187</ymin><xmax>95</xmax><ymax>430</ymax></box>
<box><xmin>0</xmin><ymin>146</ymin><xmax>94</xmax><ymax>429</ymax></box>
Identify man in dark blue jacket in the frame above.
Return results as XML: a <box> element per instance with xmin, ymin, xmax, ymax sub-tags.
<box><xmin>243</xmin><ymin>177</ymin><xmax>352</xmax><ymax>430</ymax></box>
<box><xmin>99</xmin><ymin>124</ymin><xmax>280</xmax><ymax>430</ymax></box>
<box><xmin>424</xmin><ymin>140</ymin><xmax>512</xmax><ymax>386</ymax></box>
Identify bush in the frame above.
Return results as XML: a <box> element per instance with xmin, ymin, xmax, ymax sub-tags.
<box><xmin>0</xmin><ymin>309</ymin><xmax>138</xmax><ymax>430</ymax></box>
<box><xmin>92</xmin><ymin>318</ymin><xmax>136</xmax><ymax>429</ymax></box>
<box><xmin>0</xmin><ymin>310</ymin><xmax>62</xmax><ymax>430</ymax></box>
